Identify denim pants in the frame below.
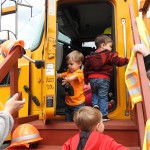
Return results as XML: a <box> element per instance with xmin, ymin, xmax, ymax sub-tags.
<box><xmin>89</xmin><ymin>78</ymin><xmax>110</xmax><ymax>116</ymax></box>
<box><xmin>65</xmin><ymin>103</ymin><xmax>85</xmax><ymax>122</ymax></box>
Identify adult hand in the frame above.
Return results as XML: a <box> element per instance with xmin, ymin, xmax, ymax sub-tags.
<box><xmin>133</xmin><ymin>44</ymin><xmax>150</xmax><ymax>56</ymax></box>
<box><xmin>4</xmin><ymin>93</ymin><xmax>25</xmax><ymax>115</ymax></box>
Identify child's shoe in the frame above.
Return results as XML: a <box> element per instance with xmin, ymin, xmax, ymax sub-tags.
<box><xmin>93</xmin><ymin>105</ymin><xmax>99</xmax><ymax>110</ymax></box>
<box><xmin>102</xmin><ymin>116</ymin><xmax>110</xmax><ymax>122</ymax></box>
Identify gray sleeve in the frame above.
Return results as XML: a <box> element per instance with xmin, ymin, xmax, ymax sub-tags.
<box><xmin>0</xmin><ymin>111</ymin><xmax>14</xmax><ymax>146</ymax></box>
<box><xmin>147</xmin><ymin>70</ymin><xmax>150</xmax><ymax>80</ymax></box>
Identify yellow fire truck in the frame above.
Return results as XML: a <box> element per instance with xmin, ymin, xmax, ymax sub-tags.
<box><xmin>0</xmin><ymin>0</ymin><xmax>150</xmax><ymax>149</ymax></box>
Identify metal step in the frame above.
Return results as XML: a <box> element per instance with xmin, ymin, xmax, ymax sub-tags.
<box><xmin>23</xmin><ymin>119</ymin><xmax>139</xmax><ymax>147</ymax></box>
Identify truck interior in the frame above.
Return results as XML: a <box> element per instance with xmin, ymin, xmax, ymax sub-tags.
<box><xmin>56</xmin><ymin>0</ymin><xmax>117</xmax><ymax>114</ymax></box>
<box><xmin>0</xmin><ymin>0</ymin><xmax>117</xmax><ymax>114</ymax></box>
<box><xmin>0</xmin><ymin>0</ymin><xmax>132</xmax><ymax>118</ymax></box>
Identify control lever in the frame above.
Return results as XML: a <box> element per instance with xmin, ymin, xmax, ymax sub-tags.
<box><xmin>23</xmin><ymin>85</ymin><xmax>40</xmax><ymax>106</ymax></box>
<box><xmin>23</xmin><ymin>55</ymin><xmax>45</xmax><ymax>69</ymax></box>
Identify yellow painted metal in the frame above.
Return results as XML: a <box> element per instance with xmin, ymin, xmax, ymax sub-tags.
<box><xmin>18</xmin><ymin>50</ymin><xmax>31</xmax><ymax>117</ymax></box>
<box><xmin>42</xmin><ymin>0</ymin><xmax>57</xmax><ymax>121</ymax></box>
<box><xmin>0</xmin><ymin>87</ymin><xmax>9</xmax><ymax>111</ymax></box>
<box><xmin>29</xmin><ymin>0</ymin><xmax>56</xmax><ymax>119</ymax></box>
<box><xmin>29</xmin><ymin>35</ymin><xmax>45</xmax><ymax>119</ymax></box>
<box><xmin>2</xmin><ymin>6</ymin><xmax>16</xmax><ymax>15</ymax></box>
<box><xmin>107</xmin><ymin>0</ymin><xmax>139</xmax><ymax>119</ymax></box>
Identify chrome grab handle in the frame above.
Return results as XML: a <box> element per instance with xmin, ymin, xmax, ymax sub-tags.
<box><xmin>122</xmin><ymin>18</ymin><xmax>129</xmax><ymax>116</ymax></box>
<box><xmin>122</xmin><ymin>19</ymin><xmax>127</xmax><ymax>57</ymax></box>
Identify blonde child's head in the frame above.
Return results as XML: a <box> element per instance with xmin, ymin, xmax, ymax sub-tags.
<box><xmin>95</xmin><ymin>35</ymin><xmax>112</xmax><ymax>51</ymax></box>
<box><xmin>65</xmin><ymin>51</ymin><xmax>84</xmax><ymax>72</ymax></box>
<box><xmin>74</xmin><ymin>106</ymin><xmax>104</xmax><ymax>133</ymax></box>
<box><xmin>66</xmin><ymin>51</ymin><xmax>84</xmax><ymax>63</ymax></box>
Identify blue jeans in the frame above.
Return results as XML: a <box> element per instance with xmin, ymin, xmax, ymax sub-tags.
<box><xmin>89</xmin><ymin>78</ymin><xmax>110</xmax><ymax>116</ymax></box>
<box><xmin>65</xmin><ymin>103</ymin><xmax>85</xmax><ymax>122</ymax></box>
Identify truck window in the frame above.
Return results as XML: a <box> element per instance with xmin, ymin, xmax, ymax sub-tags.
<box><xmin>58</xmin><ymin>32</ymin><xmax>71</xmax><ymax>44</ymax></box>
<box><xmin>82</xmin><ymin>42</ymin><xmax>96</xmax><ymax>48</ymax></box>
<box><xmin>0</xmin><ymin>0</ymin><xmax>45</xmax><ymax>50</ymax></box>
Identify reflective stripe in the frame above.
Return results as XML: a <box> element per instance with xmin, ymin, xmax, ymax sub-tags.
<box><xmin>12</xmin><ymin>133</ymin><xmax>40</xmax><ymax>142</ymax></box>
<box><xmin>130</xmin><ymin>61</ymin><xmax>137</xmax><ymax>70</ymax></box>
<box><xmin>143</xmin><ymin>119</ymin><xmax>150</xmax><ymax>150</ymax></box>
<box><xmin>125</xmin><ymin>51</ymin><xmax>142</xmax><ymax>109</ymax></box>
<box><xmin>126</xmin><ymin>73</ymin><xmax>141</xmax><ymax>95</ymax></box>
<box><xmin>146</xmin><ymin>130</ymin><xmax>150</xmax><ymax>142</ymax></box>
<box><xmin>127</xmin><ymin>74</ymin><xmax>136</xmax><ymax>85</ymax></box>
<box><xmin>129</xmin><ymin>86</ymin><xmax>141</xmax><ymax>95</ymax></box>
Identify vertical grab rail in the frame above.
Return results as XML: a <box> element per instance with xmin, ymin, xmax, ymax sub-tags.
<box><xmin>122</xmin><ymin>18</ymin><xmax>129</xmax><ymax>116</ymax></box>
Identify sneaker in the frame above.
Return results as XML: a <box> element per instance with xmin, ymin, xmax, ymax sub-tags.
<box><xmin>102</xmin><ymin>116</ymin><xmax>110</xmax><ymax>122</ymax></box>
<box><xmin>93</xmin><ymin>105</ymin><xmax>99</xmax><ymax>110</ymax></box>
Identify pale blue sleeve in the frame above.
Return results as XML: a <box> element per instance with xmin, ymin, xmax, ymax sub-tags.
<box><xmin>0</xmin><ymin>111</ymin><xmax>14</xmax><ymax>146</ymax></box>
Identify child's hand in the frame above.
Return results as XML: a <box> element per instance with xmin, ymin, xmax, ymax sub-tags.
<box><xmin>62</xmin><ymin>75</ymin><xmax>77</xmax><ymax>85</ymax></box>
<box><xmin>4</xmin><ymin>93</ymin><xmax>25</xmax><ymax>115</ymax></box>
<box><xmin>62</xmin><ymin>76</ymin><xmax>70</xmax><ymax>85</ymax></box>
<box><xmin>57</xmin><ymin>74</ymin><xmax>61</xmax><ymax>79</ymax></box>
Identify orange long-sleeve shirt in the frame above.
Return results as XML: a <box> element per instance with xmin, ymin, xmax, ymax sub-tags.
<box><xmin>61</xmin><ymin>69</ymin><xmax>85</xmax><ymax>106</ymax></box>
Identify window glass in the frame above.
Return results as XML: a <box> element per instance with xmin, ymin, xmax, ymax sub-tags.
<box><xmin>58</xmin><ymin>32</ymin><xmax>71</xmax><ymax>44</ymax></box>
<box><xmin>82</xmin><ymin>41</ymin><xmax>96</xmax><ymax>48</ymax></box>
<box><xmin>0</xmin><ymin>0</ymin><xmax>45</xmax><ymax>50</ymax></box>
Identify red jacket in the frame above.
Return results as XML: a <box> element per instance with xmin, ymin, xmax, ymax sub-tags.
<box><xmin>62</xmin><ymin>131</ymin><xmax>129</xmax><ymax>150</ymax></box>
<box><xmin>83</xmin><ymin>50</ymin><xmax>129</xmax><ymax>84</ymax></box>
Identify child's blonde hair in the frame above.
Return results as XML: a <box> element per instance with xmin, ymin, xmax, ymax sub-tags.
<box><xmin>95</xmin><ymin>35</ymin><xmax>112</xmax><ymax>49</ymax></box>
<box><xmin>74</xmin><ymin>106</ymin><xmax>102</xmax><ymax>132</ymax></box>
<box><xmin>65</xmin><ymin>50</ymin><xmax>84</xmax><ymax>63</ymax></box>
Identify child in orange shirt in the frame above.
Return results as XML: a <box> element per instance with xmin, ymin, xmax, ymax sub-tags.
<box><xmin>57</xmin><ymin>51</ymin><xmax>85</xmax><ymax>122</ymax></box>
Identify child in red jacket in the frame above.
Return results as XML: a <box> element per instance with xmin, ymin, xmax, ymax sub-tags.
<box><xmin>62</xmin><ymin>106</ymin><xmax>129</xmax><ymax>150</ymax></box>
<box><xmin>84</xmin><ymin>35</ymin><xmax>129</xmax><ymax>121</ymax></box>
